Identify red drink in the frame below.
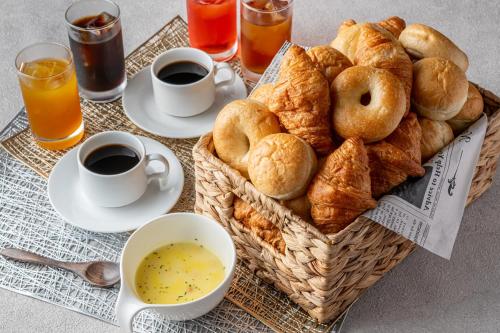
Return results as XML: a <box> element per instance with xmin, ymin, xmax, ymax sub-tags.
<box><xmin>187</xmin><ymin>0</ymin><xmax>237</xmax><ymax>61</ymax></box>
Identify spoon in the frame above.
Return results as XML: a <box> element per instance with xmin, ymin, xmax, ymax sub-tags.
<box><xmin>0</xmin><ymin>247</ymin><xmax>120</xmax><ymax>288</ymax></box>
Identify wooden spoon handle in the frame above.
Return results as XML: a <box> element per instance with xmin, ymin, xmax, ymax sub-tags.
<box><xmin>0</xmin><ymin>247</ymin><xmax>68</xmax><ymax>270</ymax></box>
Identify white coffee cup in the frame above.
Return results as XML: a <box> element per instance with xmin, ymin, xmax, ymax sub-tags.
<box><xmin>151</xmin><ymin>47</ymin><xmax>235</xmax><ymax>117</ymax></box>
<box><xmin>77</xmin><ymin>131</ymin><xmax>169</xmax><ymax>208</ymax></box>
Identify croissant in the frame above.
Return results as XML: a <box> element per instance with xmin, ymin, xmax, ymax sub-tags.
<box><xmin>307</xmin><ymin>137</ymin><xmax>377</xmax><ymax>234</ymax></box>
<box><xmin>331</xmin><ymin>17</ymin><xmax>413</xmax><ymax>115</ymax></box>
<box><xmin>367</xmin><ymin>112</ymin><xmax>426</xmax><ymax>198</ymax></box>
<box><xmin>269</xmin><ymin>45</ymin><xmax>335</xmax><ymax>155</ymax></box>
<box><xmin>377</xmin><ymin>16</ymin><xmax>406</xmax><ymax>38</ymax></box>
<box><xmin>233</xmin><ymin>197</ymin><xmax>285</xmax><ymax>253</ymax></box>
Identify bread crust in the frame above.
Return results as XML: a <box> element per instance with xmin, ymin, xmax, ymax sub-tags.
<box><xmin>447</xmin><ymin>83</ymin><xmax>484</xmax><ymax>134</ymax></box>
<box><xmin>419</xmin><ymin>118</ymin><xmax>454</xmax><ymax>162</ymax></box>
<box><xmin>331</xmin><ymin>66</ymin><xmax>406</xmax><ymax>143</ymax></box>
<box><xmin>412</xmin><ymin>57</ymin><xmax>468</xmax><ymax>121</ymax></box>
<box><xmin>331</xmin><ymin>18</ymin><xmax>413</xmax><ymax>115</ymax></box>
<box><xmin>213</xmin><ymin>99</ymin><xmax>281</xmax><ymax>178</ymax></box>
<box><xmin>399</xmin><ymin>23</ymin><xmax>469</xmax><ymax>71</ymax></box>
<box><xmin>306</xmin><ymin>45</ymin><xmax>352</xmax><ymax>84</ymax></box>
<box><xmin>269</xmin><ymin>45</ymin><xmax>335</xmax><ymax>155</ymax></box>
<box><xmin>248</xmin><ymin>133</ymin><xmax>317</xmax><ymax>200</ymax></box>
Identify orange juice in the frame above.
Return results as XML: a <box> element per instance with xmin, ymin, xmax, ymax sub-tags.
<box><xmin>18</xmin><ymin>57</ymin><xmax>84</xmax><ymax>150</ymax></box>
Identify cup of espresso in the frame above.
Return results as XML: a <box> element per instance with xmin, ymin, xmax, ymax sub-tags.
<box><xmin>151</xmin><ymin>47</ymin><xmax>235</xmax><ymax>117</ymax></box>
<box><xmin>77</xmin><ymin>131</ymin><xmax>170</xmax><ymax>207</ymax></box>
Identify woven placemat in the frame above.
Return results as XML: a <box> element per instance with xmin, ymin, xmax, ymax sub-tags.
<box><xmin>1</xmin><ymin>16</ymin><xmax>342</xmax><ymax>333</ymax></box>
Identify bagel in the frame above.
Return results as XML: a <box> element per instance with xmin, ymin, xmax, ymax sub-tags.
<box><xmin>412</xmin><ymin>57</ymin><xmax>468</xmax><ymax>121</ymax></box>
<box><xmin>447</xmin><ymin>83</ymin><xmax>484</xmax><ymax>134</ymax></box>
<box><xmin>213</xmin><ymin>99</ymin><xmax>281</xmax><ymax>178</ymax></box>
<box><xmin>399</xmin><ymin>23</ymin><xmax>469</xmax><ymax>71</ymax></box>
<box><xmin>419</xmin><ymin>118</ymin><xmax>454</xmax><ymax>162</ymax></box>
<box><xmin>331</xmin><ymin>66</ymin><xmax>406</xmax><ymax>143</ymax></box>
<box><xmin>248</xmin><ymin>133</ymin><xmax>317</xmax><ymax>200</ymax></box>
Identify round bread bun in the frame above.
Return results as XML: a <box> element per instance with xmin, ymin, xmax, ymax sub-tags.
<box><xmin>248</xmin><ymin>133</ymin><xmax>317</xmax><ymax>200</ymax></box>
<box><xmin>412</xmin><ymin>57</ymin><xmax>468</xmax><ymax>121</ymax></box>
<box><xmin>331</xmin><ymin>66</ymin><xmax>406</xmax><ymax>143</ymax></box>
<box><xmin>306</xmin><ymin>45</ymin><xmax>352</xmax><ymax>84</ymax></box>
<box><xmin>213</xmin><ymin>99</ymin><xmax>281</xmax><ymax>178</ymax></box>
<box><xmin>447</xmin><ymin>83</ymin><xmax>484</xmax><ymax>134</ymax></box>
<box><xmin>419</xmin><ymin>118</ymin><xmax>454</xmax><ymax>162</ymax></box>
<box><xmin>399</xmin><ymin>23</ymin><xmax>469</xmax><ymax>71</ymax></box>
<box><xmin>249</xmin><ymin>83</ymin><xmax>274</xmax><ymax>106</ymax></box>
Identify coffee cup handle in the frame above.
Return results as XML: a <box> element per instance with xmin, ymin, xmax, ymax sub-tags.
<box><xmin>145</xmin><ymin>153</ymin><xmax>170</xmax><ymax>191</ymax></box>
<box><xmin>214</xmin><ymin>62</ymin><xmax>235</xmax><ymax>89</ymax></box>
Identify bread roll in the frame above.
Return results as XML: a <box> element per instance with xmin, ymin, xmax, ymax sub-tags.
<box><xmin>419</xmin><ymin>118</ymin><xmax>454</xmax><ymax>162</ymax></box>
<box><xmin>213</xmin><ymin>99</ymin><xmax>281</xmax><ymax>178</ymax></box>
<box><xmin>281</xmin><ymin>195</ymin><xmax>311</xmax><ymax>221</ymax></box>
<box><xmin>331</xmin><ymin>66</ymin><xmax>406</xmax><ymax>143</ymax></box>
<box><xmin>249</xmin><ymin>83</ymin><xmax>274</xmax><ymax>106</ymax></box>
<box><xmin>447</xmin><ymin>83</ymin><xmax>484</xmax><ymax>134</ymax></box>
<box><xmin>248</xmin><ymin>133</ymin><xmax>317</xmax><ymax>200</ymax></box>
<box><xmin>399</xmin><ymin>23</ymin><xmax>469</xmax><ymax>71</ymax></box>
<box><xmin>412</xmin><ymin>57</ymin><xmax>468</xmax><ymax>121</ymax></box>
<box><xmin>306</xmin><ymin>45</ymin><xmax>352</xmax><ymax>84</ymax></box>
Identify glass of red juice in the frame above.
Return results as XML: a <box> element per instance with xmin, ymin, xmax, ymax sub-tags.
<box><xmin>186</xmin><ymin>0</ymin><xmax>237</xmax><ymax>61</ymax></box>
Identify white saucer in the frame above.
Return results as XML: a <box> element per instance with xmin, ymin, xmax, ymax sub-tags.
<box><xmin>122</xmin><ymin>66</ymin><xmax>248</xmax><ymax>139</ymax></box>
<box><xmin>48</xmin><ymin>136</ymin><xmax>184</xmax><ymax>233</ymax></box>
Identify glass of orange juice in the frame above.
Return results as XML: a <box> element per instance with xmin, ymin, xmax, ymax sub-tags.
<box><xmin>15</xmin><ymin>42</ymin><xmax>84</xmax><ymax>150</ymax></box>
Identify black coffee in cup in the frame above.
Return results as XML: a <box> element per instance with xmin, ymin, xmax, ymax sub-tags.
<box><xmin>84</xmin><ymin>144</ymin><xmax>139</xmax><ymax>175</ymax></box>
<box><xmin>157</xmin><ymin>61</ymin><xmax>209</xmax><ymax>85</ymax></box>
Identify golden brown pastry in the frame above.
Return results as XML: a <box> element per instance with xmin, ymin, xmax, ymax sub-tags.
<box><xmin>233</xmin><ymin>197</ymin><xmax>285</xmax><ymax>253</ymax></box>
<box><xmin>367</xmin><ymin>113</ymin><xmax>426</xmax><ymax>198</ymax></box>
<box><xmin>248</xmin><ymin>133</ymin><xmax>317</xmax><ymax>200</ymax></box>
<box><xmin>213</xmin><ymin>99</ymin><xmax>281</xmax><ymax>178</ymax></box>
<box><xmin>307</xmin><ymin>137</ymin><xmax>377</xmax><ymax>234</ymax></box>
<box><xmin>331</xmin><ymin>17</ymin><xmax>413</xmax><ymax>115</ymax></box>
<box><xmin>249</xmin><ymin>83</ymin><xmax>274</xmax><ymax>106</ymax></box>
<box><xmin>419</xmin><ymin>118</ymin><xmax>454</xmax><ymax>162</ymax></box>
<box><xmin>280</xmin><ymin>195</ymin><xmax>312</xmax><ymax>221</ymax></box>
<box><xmin>306</xmin><ymin>45</ymin><xmax>352</xmax><ymax>84</ymax></box>
<box><xmin>447</xmin><ymin>83</ymin><xmax>484</xmax><ymax>134</ymax></box>
<box><xmin>331</xmin><ymin>66</ymin><xmax>406</xmax><ymax>143</ymax></box>
<box><xmin>399</xmin><ymin>23</ymin><xmax>469</xmax><ymax>72</ymax></box>
<box><xmin>377</xmin><ymin>16</ymin><xmax>406</xmax><ymax>38</ymax></box>
<box><xmin>412</xmin><ymin>57</ymin><xmax>468</xmax><ymax>121</ymax></box>
<box><xmin>268</xmin><ymin>45</ymin><xmax>335</xmax><ymax>155</ymax></box>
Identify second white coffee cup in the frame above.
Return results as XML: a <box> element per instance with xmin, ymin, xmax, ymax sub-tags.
<box><xmin>151</xmin><ymin>47</ymin><xmax>235</xmax><ymax>117</ymax></box>
<box><xmin>77</xmin><ymin>131</ymin><xmax>170</xmax><ymax>208</ymax></box>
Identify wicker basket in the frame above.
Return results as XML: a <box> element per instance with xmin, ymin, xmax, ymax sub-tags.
<box><xmin>193</xmin><ymin>85</ymin><xmax>500</xmax><ymax>323</ymax></box>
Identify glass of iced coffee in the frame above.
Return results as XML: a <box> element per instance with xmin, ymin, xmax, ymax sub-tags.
<box><xmin>65</xmin><ymin>0</ymin><xmax>126</xmax><ymax>102</ymax></box>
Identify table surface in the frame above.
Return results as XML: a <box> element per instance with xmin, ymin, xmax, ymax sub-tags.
<box><xmin>1</xmin><ymin>0</ymin><xmax>499</xmax><ymax>332</ymax></box>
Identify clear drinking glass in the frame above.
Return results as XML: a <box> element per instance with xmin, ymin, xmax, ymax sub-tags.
<box><xmin>15</xmin><ymin>42</ymin><xmax>84</xmax><ymax>150</ymax></box>
<box><xmin>240</xmin><ymin>0</ymin><xmax>294</xmax><ymax>82</ymax></box>
<box><xmin>186</xmin><ymin>0</ymin><xmax>238</xmax><ymax>61</ymax></box>
<box><xmin>65</xmin><ymin>0</ymin><xmax>126</xmax><ymax>102</ymax></box>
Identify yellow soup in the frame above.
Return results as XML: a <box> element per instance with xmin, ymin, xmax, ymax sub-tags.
<box><xmin>135</xmin><ymin>242</ymin><xmax>225</xmax><ymax>304</ymax></box>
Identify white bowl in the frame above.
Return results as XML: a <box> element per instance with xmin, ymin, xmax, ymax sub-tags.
<box><xmin>115</xmin><ymin>212</ymin><xmax>236</xmax><ymax>332</ymax></box>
